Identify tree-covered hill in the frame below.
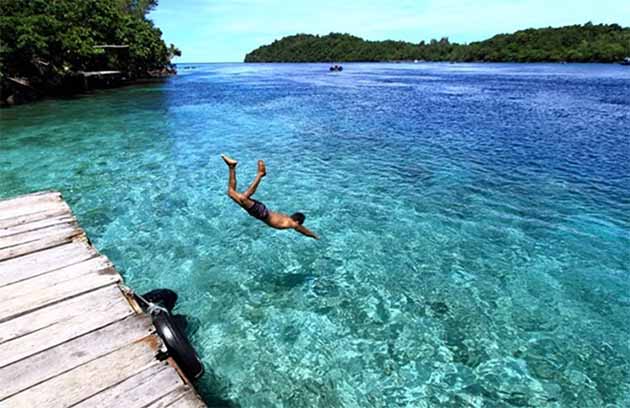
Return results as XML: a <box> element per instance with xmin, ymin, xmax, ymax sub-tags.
<box><xmin>244</xmin><ymin>23</ymin><xmax>630</xmax><ymax>63</ymax></box>
<box><xmin>0</xmin><ymin>0</ymin><xmax>180</xmax><ymax>104</ymax></box>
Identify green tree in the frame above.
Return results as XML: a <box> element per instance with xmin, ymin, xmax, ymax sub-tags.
<box><xmin>244</xmin><ymin>24</ymin><xmax>630</xmax><ymax>63</ymax></box>
<box><xmin>0</xmin><ymin>0</ymin><xmax>177</xmax><ymax>90</ymax></box>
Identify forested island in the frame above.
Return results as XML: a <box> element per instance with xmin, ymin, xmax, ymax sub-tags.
<box><xmin>0</xmin><ymin>0</ymin><xmax>180</xmax><ymax>106</ymax></box>
<box><xmin>245</xmin><ymin>23</ymin><xmax>630</xmax><ymax>63</ymax></box>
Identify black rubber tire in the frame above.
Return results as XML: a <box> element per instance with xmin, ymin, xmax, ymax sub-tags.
<box><xmin>153</xmin><ymin>310</ymin><xmax>204</xmax><ymax>381</ymax></box>
<box><xmin>136</xmin><ymin>288</ymin><xmax>178</xmax><ymax>312</ymax></box>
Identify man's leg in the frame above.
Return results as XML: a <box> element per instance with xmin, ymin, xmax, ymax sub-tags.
<box><xmin>222</xmin><ymin>155</ymin><xmax>242</xmax><ymax>203</ymax></box>
<box><xmin>243</xmin><ymin>160</ymin><xmax>266</xmax><ymax>198</ymax></box>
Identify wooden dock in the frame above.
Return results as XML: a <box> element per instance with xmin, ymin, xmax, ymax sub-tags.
<box><xmin>0</xmin><ymin>191</ymin><xmax>206</xmax><ymax>408</ymax></box>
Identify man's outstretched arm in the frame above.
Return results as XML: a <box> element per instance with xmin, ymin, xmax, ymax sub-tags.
<box><xmin>295</xmin><ymin>224</ymin><xmax>319</xmax><ymax>240</ymax></box>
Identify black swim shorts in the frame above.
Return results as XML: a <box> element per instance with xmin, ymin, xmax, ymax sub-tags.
<box><xmin>246</xmin><ymin>199</ymin><xmax>269</xmax><ymax>220</ymax></box>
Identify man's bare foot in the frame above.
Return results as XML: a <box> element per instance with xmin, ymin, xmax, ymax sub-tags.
<box><xmin>221</xmin><ymin>154</ymin><xmax>238</xmax><ymax>167</ymax></box>
<box><xmin>258</xmin><ymin>160</ymin><xmax>266</xmax><ymax>176</ymax></box>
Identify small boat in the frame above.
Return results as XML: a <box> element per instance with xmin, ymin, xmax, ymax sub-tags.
<box><xmin>621</xmin><ymin>57</ymin><xmax>630</xmax><ymax>66</ymax></box>
<box><xmin>329</xmin><ymin>64</ymin><xmax>343</xmax><ymax>72</ymax></box>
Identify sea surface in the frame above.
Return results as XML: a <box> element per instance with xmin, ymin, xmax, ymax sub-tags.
<box><xmin>1</xmin><ymin>63</ymin><xmax>629</xmax><ymax>407</ymax></box>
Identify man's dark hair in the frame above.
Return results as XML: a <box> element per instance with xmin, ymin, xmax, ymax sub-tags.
<box><xmin>290</xmin><ymin>212</ymin><xmax>305</xmax><ymax>225</ymax></box>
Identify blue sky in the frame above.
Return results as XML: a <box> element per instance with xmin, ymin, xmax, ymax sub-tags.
<box><xmin>149</xmin><ymin>0</ymin><xmax>630</xmax><ymax>62</ymax></box>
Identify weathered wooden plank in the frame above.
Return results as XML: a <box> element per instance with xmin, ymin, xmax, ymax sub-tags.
<box><xmin>145</xmin><ymin>386</ymin><xmax>194</xmax><ymax>408</ymax></box>
<box><xmin>0</xmin><ymin>223</ymin><xmax>80</xmax><ymax>249</ymax></box>
<box><xmin>73</xmin><ymin>362</ymin><xmax>185</xmax><ymax>408</ymax></box>
<box><xmin>0</xmin><ymin>228</ymin><xmax>86</xmax><ymax>262</ymax></box>
<box><xmin>0</xmin><ymin>205</ymin><xmax>71</xmax><ymax>230</ymax></box>
<box><xmin>0</xmin><ymin>198</ymin><xmax>68</xmax><ymax>222</ymax></box>
<box><xmin>0</xmin><ymin>256</ymin><xmax>120</xmax><ymax>323</ymax></box>
<box><xmin>0</xmin><ymin>191</ymin><xmax>206</xmax><ymax>407</ymax></box>
<box><xmin>0</xmin><ymin>214</ymin><xmax>76</xmax><ymax>238</ymax></box>
<box><xmin>0</xmin><ymin>191</ymin><xmax>61</xmax><ymax>212</ymax></box>
<box><xmin>167</xmin><ymin>390</ymin><xmax>207</xmax><ymax>408</ymax></box>
<box><xmin>0</xmin><ymin>284</ymin><xmax>125</xmax><ymax>344</ymax></box>
<box><xmin>0</xmin><ymin>241</ymin><xmax>97</xmax><ymax>287</ymax></box>
<box><xmin>0</xmin><ymin>192</ymin><xmax>63</xmax><ymax>214</ymax></box>
<box><xmin>2</xmin><ymin>336</ymin><xmax>162</xmax><ymax>408</ymax></box>
<box><xmin>0</xmin><ymin>314</ymin><xmax>153</xmax><ymax>400</ymax></box>
<box><xmin>0</xmin><ymin>285</ymin><xmax>134</xmax><ymax>368</ymax></box>
<box><xmin>0</xmin><ymin>255</ymin><xmax>114</xmax><ymax>301</ymax></box>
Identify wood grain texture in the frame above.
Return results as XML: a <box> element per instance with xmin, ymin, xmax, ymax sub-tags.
<box><xmin>0</xmin><ymin>228</ymin><xmax>87</xmax><ymax>261</ymax></box>
<box><xmin>0</xmin><ymin>256</ymin><xmax>120</xmax><ymax>322</ymax></box>
<box><xmin>145</xmin><ymin>386</ymin><xmax>196</xmax><ymax>408</ymax></box>
<box><xmin>0</xmin><ymin>223</ymin><xmax>81</xmax><ymax>249</ymax></box>
<box><xmin>0</xmin><ymin>241</ymin><xmax>97</xmax><ymax>287</ymax></box>
<box><xmin>73</xmin><ymin>362</ymin><xmax>186</xmax><ymax>408</ymax></box>
<box><xmin>0</xmin><ymin>314</ymin><xmax>153</xmax><ymax>400</ymax></box>
<box><xmin>0</xmin><ymin>205</ymin><xmax>72</xmax><ymax>230</ymax></box>
<box><xmin>2</xmin><ymin>337</ymin><xmax>161</xmax><ymax>408</ymax></box>
<box><xmin>167</xmin><ymin>391</ymin><xmax>208</xmax><ymax>408</ymax></box>
<box><xmin>0</xmin><ymin>191</ymin><xmax>61</xmax><ymax>212</ymax></box>
<box><xmin>0</xmin><ymin>285</ymin><xmax>133</xmax><ymax>368</ymax></box>
<box><xmin>0</xmin><ymin>214</ymin><xmax>77</xmax><ymax>238</ymax></box>
<box><xmin>0</xmin><ymin>198</ymin><xmax>68</xmax><ymax>223</ymax></box>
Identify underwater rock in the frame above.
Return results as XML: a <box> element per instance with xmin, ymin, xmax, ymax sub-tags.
<box><xmin>429</xmin><ymin>301</ymin><xmax>450</xmax><ymax>317</ymax></box>
<box><xmin>474</xmin><ymin>358</ymin><xmax>551</xmax><ymax>406</ymax></box>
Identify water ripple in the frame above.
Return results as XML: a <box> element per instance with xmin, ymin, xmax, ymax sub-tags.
<box><xmin>1</xmin><ymin>62</ymin><xmax>629</xmax><ymax>407</ymax></box>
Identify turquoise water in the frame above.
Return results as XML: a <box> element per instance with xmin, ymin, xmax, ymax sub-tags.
<box><xmin>1</xmin><ymin>63</ymin><xmax>629</xmax><ymax>407</ymax></box>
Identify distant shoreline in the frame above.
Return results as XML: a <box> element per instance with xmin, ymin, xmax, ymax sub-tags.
<box><xmin>178</xmin><ymin>61</ymin><xmax>627</xmax><ymax>65</ymax></box>
<box><xmin>0</xmin><ymin>72</ymin><xmax>174</xmax><ymax>108</ymax></box>
<box><xmin>239</xmin><ymin>60</ymin><xmax>626</xmax><ymax>65</ymax></box>
<box><xmin>244</xmin><ymin>24</ymin><xmax>630</xmax><ymax>64</ymax></box>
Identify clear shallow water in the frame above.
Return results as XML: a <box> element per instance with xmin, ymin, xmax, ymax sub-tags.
<box><xmin>1</xmin><ymin>63</ymin><xmax>629</xmax><ymax>407</ymax></box>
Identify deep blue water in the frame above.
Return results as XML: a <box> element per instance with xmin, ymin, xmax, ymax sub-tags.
<box><xmin>1</xmin><ymin>63</ymin><xmax>629</xmax><ymax>407</ymax></box>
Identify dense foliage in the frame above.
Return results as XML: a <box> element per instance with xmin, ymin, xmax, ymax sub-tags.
<box><xmin>244</xmin><ymin>23</ymin><xmax>630</xmax><ymax>63</ymax></box>
<box><xmin>0</xmin><ymin>0</ymin><xmax>179</xmax><ymax>88</ymax></box>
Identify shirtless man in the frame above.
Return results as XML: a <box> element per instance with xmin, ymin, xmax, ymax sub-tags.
<box><xmin>221</xmin><ymin>155</ymin><xmax>319</xmax><ymax>240</ymax></box>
